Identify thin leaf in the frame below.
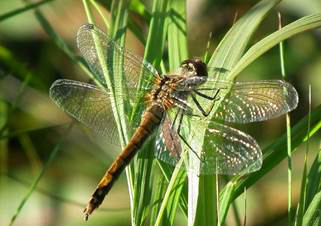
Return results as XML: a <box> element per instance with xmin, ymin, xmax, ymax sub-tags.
<box><xmin>0</xmin><ymin>101</ymin><xmax>8</xmax><ymax>211</ymax></box>
<box><xmin>131</xmin><ymin>0</ymin><xmax>169</xmax><ymax>224</ymax></box>
<box><xmin>196</xmin><ymin>0</ymin><xmax>282</xmax><ymax>225</ymax></box>
<box><xmin>295</xmin><ymin>85</ymin><xmax>312</xmax><ymax>226</ymax></box>
<box><xmin>229</xmin><ymin>13</ymin><xmax>321</xmax><ymax>80</ymax></box>
<box><xmin>208</xmin><ymin>0</ymin><xmax>281</xmax><ymax>71</ymax></box>
<box><xmin>153</xmin><ymin>0</ymin><xmax>188</xmax><ymax>224</ymax></box>
<box><xmin>32</xmin><ymin>10</ymin><xmax>98</xmax><ymax>88</ymax></box>
<box><xmin>278</xmin><ymin>12</ymin><xmax>293</xmax><ymax>225</ymax></box>
<box><xmin>9</xmin><ymin>124</ymin><xmax>73</xmax><ymax>226</ymax></box>
<box><xmin>82</xmin><ymin>0</ymin><xmax>134</xmax><ymax>222</ymax></box>
<box><xmin>167</xmin><ymin>0</ymin><xmax>188</xmax><ymax>71</ymax></box>
<box><xmin>108</xmin><ymin>0</ymin><xmax>136</xmax><ymax>224</ymax></box>
<box><xmin>219</xmin><ymin>105</ymin><xmax>321</xmax><ymax>222</ymax></box>
<box><xmin>303</xmin><ymin>191</ymin><xmax>321</xmax><ymax>226</ymax></box>
<box><xmin>0</xmin><ymin>0</ymin><xmax>53</xmax><ymax>22</ymax></box>
<box><xmin>306</xmin><ymin>151</ymin><xmax>321</xmax><ymax>210</ymax></box>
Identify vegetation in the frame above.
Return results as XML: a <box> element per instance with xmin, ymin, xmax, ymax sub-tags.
<box><xmin>0</xmin><ymin>0</ymin><xmax>320</xmax><ymax>225</ymax></box>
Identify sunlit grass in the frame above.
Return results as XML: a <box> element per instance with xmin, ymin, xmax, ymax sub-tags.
<box><xmin>1</xmin><ymin>0</ymin><xmax>321</xmax><ymax>225</ymax></box>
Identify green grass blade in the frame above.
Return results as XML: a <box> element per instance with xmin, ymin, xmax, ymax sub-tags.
<box><xmin>82</xmin><ymin>0</ymin><xmax>135</xmax><ymax>222</ymax></box>
<box><xmin>167</xmin><ymin>0</ymin><xmax>188</xmax><ymax>71</ymax></box>
<box><xmin>129</xmin><ymin>0</ymin><xmax>152</xmax><ymax>22</ymax></box>
<box><xmin>0</xmin><ymin>0</ymin><xmax>53</xmax><ymax>22</ymax></box>
<box><xmin>8</xmin><ymin>124</ymin><xmax>73</xmax><ymax>226</ymax></box>
<box><xmin>155</xmin><ymin>160</ymin><xmax>188</xmax><ymax>219</ymax></box>
<box><xmin>18</xmin><ymin>134</ymin><xmax>42</xmax><ymax>174</ymax></box>
<box><xmin>219</xmin><ymin>105</ymin><xmax>321</xmax><ymax>221</ymax></box>
<box><xmin>302</xmin><ymin>191</ymin><xmax>321</xmax><ymax>226</ymax></box>
<box><xmin>109</xmin><ymin>1</ymin><xmax>137</xmax><ymax>223</ymax></box>
<box><xmin>208</xmin><ymin>10</ymin><xmax>321</xmax><ymax>226</ymax></box>
<box><xmin>229</xmin><ymin>13</ymin><xmax>321</xmax><ymax>80</ymax></box>
<box><xmin>208</xmin><ymin>0</ymin><xmax>281</xmax><ymax>71</ymax></box>
<box><xmin>152</xmin><ymin>0</ymin><xmax>188</xmax><ymax>224</ymax></box>
<box><xmin>90</xmin><ymin>0</ymin><xmax>110</xmax><ymax>30</ymax></box>
<box><xmin>0</xmin><ymin>46</ymin><xmax>40</xmax><ymax>88</ymax></box>
<box><xmin>154</xmin><ymin>164</ymin><xmax>186</xmax><ymax>225</ymax></box>
<box><xmin>195</xmin><ymin>1</ymin><xmax>281</xmax><ymax>225</ymax></box>
<box><xmin>295</xmin><ymin>86</ymin><xmax>312</xmax><ymax>226</ymax></box>
<box><xmin>131</xmin><ymin>0</ymin><xmax>169</xmax><ymax>224</ymax></box>
<box><xmin>32</xmin><ymin>10</ymin><xmax>97</xmax><ymax>87</ymax></box>
<box><xmin>219</xmin><ymin>181</ymin><xmax>236</xmax><ymax>225</ymax></box>
<box><xmin>150</xmin><ymin>171</ymin><xmax>168</xmax><ymax>223</ymax></box>
<box><xmin>0</xmin><ymin>101</ymin><xmax>9</xmax><ymax>212</ymax></box>
<box><xmin>142</xmin><ymin>0</ymin><xmax>168</xmax><ymax>68</ymax></box>
<box><xmin>278</xmin><ymin>13</ymin><xmax>293</xmax><ymax>225</ymax></box>
<box><xmin>305</xmin><ymin>151</ymin><xmax>321</xmax><ymax>210</ymax></box>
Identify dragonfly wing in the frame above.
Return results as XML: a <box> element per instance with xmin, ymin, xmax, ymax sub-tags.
<box><xmin>76</xmin><ymin>24</ymin><xmax>158</xmax><ymax>92</ymax></box>
<box><xmin>188</xmin><ymin>120</ymin><xmax>262</xmax><ymax>175</ymax></box>
<box><xmin>198</xmin><ymin>79</ymin><xmax>298</xmax><ymax>123</ymax></box>
<box><xmin>155</xmin><ymin>113</ymin><xmax>182</xmax><ymax>167</ymax></box>
<box><xmin>50</xmin><ymin>79</ymin><xmax>133</xmax><ymax>145</ymax></box>
<box><xmin>155</xmin><ymin>112</ymin><xmax>262</xmax><ymax>175</ymax></box>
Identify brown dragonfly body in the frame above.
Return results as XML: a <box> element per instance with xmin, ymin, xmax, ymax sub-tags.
<box><xmin>49</xmin><ymin>24</ymin><xmax>298</xmax><ymax>221</ymax></box>
<box><xmin>83</xmin><ymin>68</ymin><xmax>208</xmax><ymax>217</ymax></box>
<box><xmin>84</xmin><ymin>104</ymin><xmax>164</xmax><ymax>217</ymax></box>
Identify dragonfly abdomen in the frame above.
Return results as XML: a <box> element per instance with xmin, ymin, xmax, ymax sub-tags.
<box><xmin>84</xmin><ymin>104</ymin><xmax>164</xmax><ymax>219</ymax></box>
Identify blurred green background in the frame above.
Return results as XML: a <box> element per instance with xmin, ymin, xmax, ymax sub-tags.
<box><xmin>0</xmin><ymin>0</ymin><xmax>320</xmax><ymax>225</ymax></box>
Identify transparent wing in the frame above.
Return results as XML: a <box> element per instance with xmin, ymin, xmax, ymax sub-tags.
<box><xmin>49</xmin><ymin>79</ymin><xmax>142</xmax><ymax>145</ymax></box>
<box><xmin>191</xmin><ymin>120</ymin><xmax>262</xmax><ymax>175</ymax></box>
<box><xmin>77</xmin><ymin>24</ymin><xmax>158</xmax><ymax>92</ymax></box>
<box><xmin>208</xmin><ymin>79</ymin><xmax>298</xmax><ymax>123</ymax></box>
<box><xmin>174</xmin><ymin>79</ymin><xmax>298</xmax><ymax>123</ymax></box>
<box><xmin>155</xmin><ymin>111</ymin><xmax>262</xmax><ymax>175</ymax></box>
<box><xmin>155</xmin><ymin>113</ymin><xmax>182</xmax><ymax>167</ymax></box>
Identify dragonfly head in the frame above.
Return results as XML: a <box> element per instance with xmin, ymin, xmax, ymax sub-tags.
<box><xmin>180</xmin><ymin>59</ymin><xmax>208</xmax><ymax>77</ymax></box>
<box><xmin>178</xmin><ymin>59</ymin><xmax>208</xmax><ymax>88</ymax></box>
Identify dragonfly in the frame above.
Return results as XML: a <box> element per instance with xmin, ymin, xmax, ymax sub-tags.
<box><xmin>49</xmin><ymin>24</ymin><xmax>298</xmax><ymax>220</ymax></box>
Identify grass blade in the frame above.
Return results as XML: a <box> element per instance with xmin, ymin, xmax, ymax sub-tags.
<box><xmin>0</xmin><ymin>101</ymin><xmax>9</xmax><ymax>217</ymax></box>
<box><xmin>131</xmin><ymin>0</ymin><xmax>169</xmax><ymax>224</ymax></box>
<box><xmin>302</xmin><ymin>191</ymin><xmax>321</xmax><ymax>226</ymax></box>
<box><xmin>229</xmin><ymin>13</ymin><xmax>321</xmax><ymax>80</ymax></box>
<box><xmin>305</xmin><ymin>151</ymin><xmax>321</xmax><ymax>210</ymax></box>
<box><xmin>9</xmin><ymin>124</ymin><xmax>73</xmax><ymax>226</ymax></box>
<box><xmin>208</xmin><ymin>0</ymin><xmax>281</xmax><ymax>71</ymax></box>
<box><xmin>295</xmin><ymin>85</ymin><xmax>312</xmax><ymax>225</ymax></box>
<box><xmin>0</xmin><ymin>0</ymin><xmax>53</xmax><ymax>22</ymax></box>
<box><xmin>196</xmin><ymin>0</ymin><xmax>281</xmax><ymax>225</ymax></box>
<box><xmin>278</xmin><ymin>12</ymin><xmax>293</xmax><ymax>225</ymax></box>
<box><xmin>219</xmin><ymin>104</ymin><xmax>321</xmax><ymax>221</ymax></box>
<box><xmin>167</xmin><ymin>0</ymin><xmax>188</xmax><ymax>71</ymax></box>
<box><xmin>152</xmin><ymin>0</ymin><xmax>188</xmax><ymax>224</ymax></box>
<box><xmin>31</xmin><ymin>10</ymin><xmax>97</xmax><ymax>87</ymax></box>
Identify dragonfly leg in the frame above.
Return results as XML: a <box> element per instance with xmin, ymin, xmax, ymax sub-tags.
<box><xmin>193</xmin><ymin>89</ymin><xmax>220</xmax><ymax>101</ymax></box>
<box><xmin>191</xmin><ymin>89</ymin><xmax>221</xmax><ymax>117</ymax></box>
<box><xmin>176</xmin><ymin>110</ymin><xmax>204</xmax><ymax>162</ymax></box>
<box><xmin>170</xmin><ymin>108</ymin><xmax>180</xmax><ymax>130</ymax></box>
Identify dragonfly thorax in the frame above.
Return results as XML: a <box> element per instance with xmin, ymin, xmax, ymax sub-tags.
<box><xmin>146</xmin><ymin>59</ymin><xmax>209</xmax><ymax>110</ymax></box>
<box><xmin>146</xmin><ymin>76</ymin><xmax>179</xmax><ymax>110</ymax></box>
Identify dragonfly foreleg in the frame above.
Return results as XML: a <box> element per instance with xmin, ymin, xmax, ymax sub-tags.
<box><xmin>193</xmin><ymin>89</ymin><xmax>220</xmax><ymax>101</ymax></box>
<box><xmin>191</xmin><ymin>89</ymin><xmax>221</xmax><ymax>117</ymax></box>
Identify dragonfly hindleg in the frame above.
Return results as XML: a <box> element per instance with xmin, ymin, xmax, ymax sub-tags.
<box><xmin>176</xmin><ymin>110</ymin><xmax>204</xmax><ymax>163</ymax></box>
